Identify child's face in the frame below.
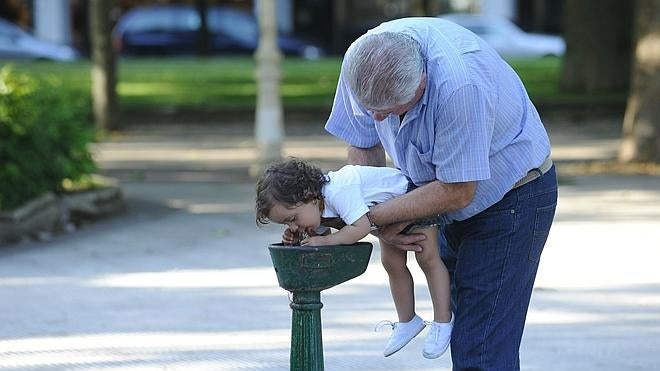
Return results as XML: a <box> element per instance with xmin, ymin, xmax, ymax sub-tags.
<box><xmin>268</xmin><ymin>200</ymin><xmax>321</xmax><ymax>235</ymax></box>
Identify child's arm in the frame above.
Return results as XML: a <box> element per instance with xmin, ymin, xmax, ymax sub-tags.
<box><xmin>302</xmin><ymin>214</ymin><xmax>371</xmax><ymax>246</ymax></box>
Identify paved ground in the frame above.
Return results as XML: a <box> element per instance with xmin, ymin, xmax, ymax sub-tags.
<box><xmin>1</xmin><ymin>115</ymin><xmax>659</xmax><ymax>370</ymax></box>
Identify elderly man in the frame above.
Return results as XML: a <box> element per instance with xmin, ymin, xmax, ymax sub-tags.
<box><xmin>325</xmin><ymin>17</ymin><xmax>558</xmax><ymax>370</ymax></box>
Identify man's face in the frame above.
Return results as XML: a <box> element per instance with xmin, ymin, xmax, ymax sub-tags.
<box><xmin>369</xmin><ymin>102</ymin><xmax>413</xmax><ymax>121</ymax></box>
<box><xmin>367</xmin><ymin>73</ymin><xmax>427</xmax><ymax>122</ymax></box>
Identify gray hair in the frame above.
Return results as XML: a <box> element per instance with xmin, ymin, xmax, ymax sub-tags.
<box><xmin>342</xmin><ymin>32</ymin><xmax>424</xmax><ymax>110</ymax></box>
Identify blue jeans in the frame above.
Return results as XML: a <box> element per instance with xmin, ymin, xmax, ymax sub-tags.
<box><xmin>441</xmin><ymin>165</ymin><xmax>558</xmax><ymax>370</ymax></box>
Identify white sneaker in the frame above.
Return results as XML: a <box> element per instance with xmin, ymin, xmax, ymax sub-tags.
<box><xmin>422</xmin><ymin>313</ymin><xmax>453</xmax><ymax>359</ymax></box>
<box><xmin>375</xmin><ymin>314</ymin><xmax>426</xmax><ymax>357</ymax></box>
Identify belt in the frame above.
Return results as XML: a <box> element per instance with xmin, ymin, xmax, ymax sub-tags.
<box><xmin>513</xmin><ymin>156</ymin><xmax>553</xmax><ymax>189</ymax></box>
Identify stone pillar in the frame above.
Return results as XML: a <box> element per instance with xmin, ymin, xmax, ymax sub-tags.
<box><xmin>34</xmin><ymin>0</ymin><xmax>71</xmax><ymax>45</ymax></box>
<box><xmin>251</xmin><ymin>0</ymin><xmax>284</xmax><ymax>176</ymax></box>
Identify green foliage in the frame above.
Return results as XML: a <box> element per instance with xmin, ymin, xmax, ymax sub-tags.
<box><xmin>0</xmin><ymin>66</ymin><xmax>96</xmax><ymax>211</ymax></box>
<box><xmin>10</xmin><ymin>57</ymin><xmax>625</xmax><ymax>110</ymax></box>
<box><xmin>12</xmin><ymin>57</ymin><xmax>343</xmax><ymax>109</ymax></box>
<box><xmin>114</xmin><ymin>57</ymin><xmax>341</xmax><ymax>108</ymax></box>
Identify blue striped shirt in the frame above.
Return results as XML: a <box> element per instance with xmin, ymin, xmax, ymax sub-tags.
<box><xmin>325</xmin><ymin>17</ymin><xmax>551</xmax><ymax>223</ymax></box>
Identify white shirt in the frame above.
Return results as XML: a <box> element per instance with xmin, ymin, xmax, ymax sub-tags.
<box><xmin>322</xmin><ymin>165</ymin><xmax>409</xmax><ymax>225</ymax></box>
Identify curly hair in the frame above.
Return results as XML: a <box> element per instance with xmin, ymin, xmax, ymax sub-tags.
<box><xmin>255</xmin><ymin>157</ymin><xmax>328</xmax><ymax>226</ymax></box>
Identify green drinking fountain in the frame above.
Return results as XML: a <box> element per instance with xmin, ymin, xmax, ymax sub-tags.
<box><xmin>268</xmin><ymin>242</ymin><xmax>373</xmax><ymax>371</ymax></box>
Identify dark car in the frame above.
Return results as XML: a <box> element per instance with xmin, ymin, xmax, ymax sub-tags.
<box><xmin>112</xmin><ymin>5</ymin><xmax>324</xmax><ymax>59</ymax></box>
<box><xmin>0</xmin><ymin>17</ymin><xmax>78</xmax><ymax>61</ymax></box>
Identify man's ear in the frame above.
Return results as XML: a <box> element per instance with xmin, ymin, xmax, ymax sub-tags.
<box><xmin>419</xmin><ymin>72</ymin><xmax>427</xmax><ymax>91</ymax></box>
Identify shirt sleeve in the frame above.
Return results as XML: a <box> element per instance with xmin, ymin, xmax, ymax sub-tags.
<box><xmin>324</xmin><ymin>71</ymin><xmax>381</xmax><ymax>149</ymax></box>
<box><xmin>326</xmin><ymin>184</ymin><xmax>369</xmax><ymax>226</ymax></box>
<box><xmin>433</xmin><ymin>84</ymin><xmax>493</xmax><ymax>183</ymax></box>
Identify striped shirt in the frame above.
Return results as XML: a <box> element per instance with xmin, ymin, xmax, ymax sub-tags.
<box><xmin>325</xmin><ymin>17</ymin><xmax>551</xmax><ymax>223</ymax></box>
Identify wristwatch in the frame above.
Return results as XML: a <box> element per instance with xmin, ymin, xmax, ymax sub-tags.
<box><xmin>366</xmin><ymin>210</ymin><xmax>379</xmax><ymax>231</ymax></box>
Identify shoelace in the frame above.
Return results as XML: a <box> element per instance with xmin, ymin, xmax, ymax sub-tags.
<box><xmin>374</xmin><ymin>320</ymin><xmax>397</xmax><ymax>332</ymax></box>
<box><xmin>423</xmin><ymin>321</ymin><xmax>440</xmax><ymax>341</ymax></box>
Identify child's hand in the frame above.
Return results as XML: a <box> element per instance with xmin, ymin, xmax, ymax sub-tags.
<box><xmin>282</xmin><ymin>228</ymin><xmax>302</xmax><ymax>245</ymax></box>
<box><xmin>301</xmin><ymin>235</ymin><xmax>327</xmax><ymax>246</ymax></box>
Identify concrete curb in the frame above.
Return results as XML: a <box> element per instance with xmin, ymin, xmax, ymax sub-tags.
<box><xmin>0</xmin><ymin>186</ymin><xmax>124</xmax><ymax>244</ymax></box>
<box><xmin>0</xmin><ymin>193</ymin><xmax>59</xmax><ymax>243</ymax></box>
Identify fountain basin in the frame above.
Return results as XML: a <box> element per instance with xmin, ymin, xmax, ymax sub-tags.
<box><xmin>268</xmin><ymin>242</ymin><xmax>373</xmax><ymax>292</ymax></box>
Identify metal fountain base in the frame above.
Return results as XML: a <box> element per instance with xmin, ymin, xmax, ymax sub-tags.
<box><xmin>268</xmin><ymin>242</ymin><xmax>373</xmax><ymax>371</ymax></box>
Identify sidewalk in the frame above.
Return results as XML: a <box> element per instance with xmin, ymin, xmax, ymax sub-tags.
<box><xmin>1</xmin><ymin>116</ymin><xmax>659</xmax><ymax>370</ymax></box>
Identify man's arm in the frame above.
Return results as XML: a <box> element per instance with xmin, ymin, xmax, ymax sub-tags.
<box><xmin>347</xmin><ymin>144</ymin><xmax>386</xmax><ymax>166</ymax></box>
<box><xmin>347</xmin><ymin>143</ymin><xmax>474</xmax><ymax>221</ymax></box>
<box><xmin>370</xmin><ymin>180</ymin><xmax>476</xmax><ymax>252</ymax></box>
<box><xmin>371</xmin><ymin>180</ymin><xmax>476</xmax><ymax>226</ymax></box>
<box><xmin>345</xmin><ymin>143</ymin><xmax>476</xmax><ymax>251</ymax></box>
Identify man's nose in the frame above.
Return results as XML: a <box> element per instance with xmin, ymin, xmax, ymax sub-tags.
<box><xmin>372</xmin><ymin>112</ymin><xmax>388</xmax><ymax>121</ymax></box>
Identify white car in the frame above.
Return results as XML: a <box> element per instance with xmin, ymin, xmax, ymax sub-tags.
<box><xmin>438</xmin><ymin>13</ymin><xmax>565</xmax><ymax>58</ymax></box>
<box><xmin>0</xmin><ymin>18</ymin><xmax>78</xmax><ymax>61</ymax></box>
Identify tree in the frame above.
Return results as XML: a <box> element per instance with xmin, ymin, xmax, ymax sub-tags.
<box><xmin>89</xmin><ymin>0</ymin><xmax>119</xmax><ymax>131</ymax></box>
<box><xmin>560</xmin><ymin>0</ymin><xmax>633</xmax><ymax>93</ymax></box>
<box><xmin>619</xmin><ymin>0</ymin><xmax>660</xmax><ymax>163</ymax></box>
<box><xmin>196</xmin><ymin>0</ymin><xmax>210</xmax><ymax>56</ymax></box>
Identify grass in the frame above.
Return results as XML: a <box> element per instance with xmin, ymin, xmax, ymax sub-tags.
<box><xmin>507</xmin><ymin>58</ymin><xmax>626</xmax><ymax>105</ymax></box>
<box><xmin>6</xmin><ymin>56</ymin><xmax>625</xmax><ymax>110</ymax></box>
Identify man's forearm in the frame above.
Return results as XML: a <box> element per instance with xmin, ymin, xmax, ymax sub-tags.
<box><xmin>347</xmin><ymin>144</ymin><xmax>386</xmax><ymax>166</ymax></box>
<box><xmin>371</xmin><ymin>180</ymin><xmax>476</xmax><ymax>226</ymax></box>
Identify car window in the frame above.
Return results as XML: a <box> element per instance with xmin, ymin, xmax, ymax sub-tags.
<box><xmin>125</xmin><ymin>8</ymin><xmax>200</xmax><ymax>33</ymax></box>
<box><xmin>207</xmin><ymin>8</ymin><xmax>258</xmax><ymax>43</ymax></box>
<box><xmin>455</xmin><ymin>20</ymin><xmax>507</xmax><ymax>39</ymax></box>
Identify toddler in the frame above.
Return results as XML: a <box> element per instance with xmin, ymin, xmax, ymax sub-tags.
<box><xmin>255</xmin><ymin>158</ymin><xmax>453</xmax><ymax>359</ymax></box>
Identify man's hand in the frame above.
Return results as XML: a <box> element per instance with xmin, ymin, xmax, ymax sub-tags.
<box><xmin>378</xmin><ymin>221</ymin><xmax>426</xmax><ymax>252</ymax></box>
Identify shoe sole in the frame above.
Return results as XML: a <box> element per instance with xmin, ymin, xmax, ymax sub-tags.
<box><xmin>422</xmin><ymin>314</ymin><xmax>454</xmax><ymax>359</ymax></box>
<box><xmin>384</xmin><ymin>324</ymin><xmax>426</xmax><ymax>357</ymax></box>
<box><xmin>422</xmin><ymin>341</ymin><xmax>450</xmax><ymax>359</ymax></box>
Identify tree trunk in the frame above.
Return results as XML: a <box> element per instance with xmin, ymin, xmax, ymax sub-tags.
<box><xmin>89</xmin><ymin>0</ymin><xmax>119</xmax><ymax>131</ymax></box>
<box><xmin>196</xmin><ymin>0</ymin><xmax>210</xmax><ymax>56</ymax></box>
<box><xmin>619</xmin><ymin>0</ymin><xmax>660</xmax><ymax>163</ymax></box>
<box><xmin>560</xmin><ymin>0</ymin><xmax>633</xmax><ymax>93</ymax></box>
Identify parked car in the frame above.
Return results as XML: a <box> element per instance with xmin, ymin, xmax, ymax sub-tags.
<box><xmin>0</xmin><ymin>18</ymin><xmax>78</xmax><ymax>61</ymax></box>
<box><xmin>438</xmin><ymin>13</ymin><xmax>565</xmax><ymax>58</ymax></box>
<box><xmin>112</xmin><ymin>5</ymin><xmax>324</xmax><ymax>59</ymax></box>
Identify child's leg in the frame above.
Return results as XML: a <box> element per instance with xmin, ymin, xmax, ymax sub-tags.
<box><xmin>412</xmin><ymin>226</ymin><xmax>452</xmax><ymax>323</ymax></box>
<box><xmin>379</xmin><ymin>238</ymin><xmax>415</xmax><ymax>322</ymax></box>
